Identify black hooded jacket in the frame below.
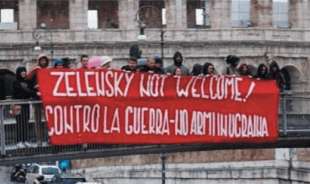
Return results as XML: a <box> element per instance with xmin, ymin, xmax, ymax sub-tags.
<box><xmin>13</xmin><ymin>67</ymin><xmax>36</xmax><ymax>99</ymax></box>
<box><xmin>268</xmin><ymin>61</ymin><xmax>286</xmax><ymax>90</ymax></box>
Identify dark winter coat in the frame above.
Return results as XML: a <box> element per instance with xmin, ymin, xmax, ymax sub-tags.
<box><xmin>13</xmin><ymin>67</ymin><xmax>36</xmax><ymax>99</ymax></box>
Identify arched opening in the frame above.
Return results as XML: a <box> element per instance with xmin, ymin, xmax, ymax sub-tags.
<box><xmin>0</xmin><ymin>69</ymin><xmax>16</xmax><ymax>99</ymax></box>
<box><xmin>281</xmin><ymin>65</ymin><xmax>301</xmax><ymax>91</ymax></box>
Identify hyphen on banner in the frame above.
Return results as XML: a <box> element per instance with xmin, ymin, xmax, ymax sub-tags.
<box><xmin>38</xmin><ymin>69</ymin><xmax>279</xmax><ymax>145</ymax></box>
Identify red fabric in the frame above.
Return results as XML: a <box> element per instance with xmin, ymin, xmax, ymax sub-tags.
<box><xmin>38</xmin><ymin>69</ymin><xmax>279</xmax><ymax>145</ymax></box>
<box><xmin>26</xmin><ymin>67</ymin><xmax>40</xmax><ymax>80</ymax></box>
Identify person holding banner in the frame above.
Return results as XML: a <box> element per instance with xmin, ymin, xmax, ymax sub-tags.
<box><xmin>173</xmin><ymin>67</ymin><xmax>183</xmax><ymax>76</ymax></box>
<box><xmin>27</xmin><ymin>54</ymin><xmax>50</xmax><ymax>146</ymax></box>
<box><xmin>53</xmin><ymin>58</ymin><xmax>65</xmax><ymax>69</ymax></box>
<box><xmin>191</xmin><ymin>64</ymin><xmax>203</xmax><ymax>76</ymax></box>
<box><xmin>121</xmin><ymin>57</ymin><xmax>138</xmax><ymax>72</ymax></box>
<box><xmin>268</xmin><ymin>61</ymin><xmax>286</xmax><ymax>91</ymax></box>
<box><xmin>223</xmin><ymin>55</ymin><xmax>240</xmax><ymax>76</ymax></box>
<box><xmin>138</xmin><ymin>57</ymin><xmax>164</xmax><ymax>74</ymax></box>
<box><xmin>238</xmin><ymin>63</ymin><xmax>252</xmax><ymax>77</ymax></box>
<box><xmin>255</xmin><ymin>64</ymin><xmax>269</xmax><ymax>79</ymax></box>
<box><xmin>203</xmin><ymin>62</ymin><xmax>217</xmax><ymax>75</ymax></box>
<box><xmin>13</xmin><ymin>66</ymin><xmax>37</xmax><ymax>148</ymax></box>
<box><xmin>165</xmin><ymin>51</ymin><xmax>190</xmax><ymax>75</ymax></box>
<box><xmin>88</xmin><ymin>56</ymin><xmax>113</xmax><ymax>69</ymax></box>
<box><xmin>79</xmin><ymin>54</ymin><xmax>89</xmax><ymax>69</ymax></box>
<box><xmin>27</xmin><ymin>54</ymin><xmax>50</xmax><ymax>93</ymax></box>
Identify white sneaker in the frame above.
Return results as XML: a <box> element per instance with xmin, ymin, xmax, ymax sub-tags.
<box><xmin>42</xmin><ymin>142</ymin><xmax>49</xmax><ymax>147</ymax></box>
<box><xmin>24</xmin><ymin>142</ymin><xmax>32</xmax><ymax>147</ymax></box>
<box><xmin>6</xmin><ymin>144</ymin><xmax>17</xmax><ymax>150</ymax></box>
<box><xmin>16</xmin><ymin>142</ymin><xmax>25</xmax><ymax>149</ymax></box>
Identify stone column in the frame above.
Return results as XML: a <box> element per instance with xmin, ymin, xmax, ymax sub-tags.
<box><xmin>118</xmin><ymin>0</ymin><xmax>139</xmax><ymax>30</ymax></box>
<box><xmin>251</xmin><ymin>0</ymin><xmax>272</xmax><ymax>27</ymax></box>
<box><xmin>165</xmin><ymin>0</ymin><xmax>187</xmax><ymax>29</ymax></box>
<box><xmin>69</xmin><ymin>0</ymin><xmax>88</xmax><ymax>30</ymax></box>
<box><xmin>289</xmin><ymin>0</ymin><xmax>308</xmax><ymax>29</ymax></box>
<box><xmin>304</xmin><ymin>0</ymin><xmax>310</xmax><ymax>28</ymax></box>
<box><xmin>210</xmin><ymin>0</ymin><xmax>231</xmax><ymax>28</ymax></box>
<box><xmin>19</xmin><ymin>0</ymin><xmax>37</xmax><ymax>30</ymax></box>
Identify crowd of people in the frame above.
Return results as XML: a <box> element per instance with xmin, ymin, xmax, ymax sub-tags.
<box><xmin>1</xmin><ymin>49</ymin><xmax>289</xmax><ymax>148</ymax></box>
<box><xmin>11</xmin><ymin>51</ymin><xmax>288</xmax><ymax>102</ymax></box>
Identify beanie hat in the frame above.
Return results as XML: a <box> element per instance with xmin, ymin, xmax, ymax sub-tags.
<box><xmin>88</xmin><ymin>56</ymin><xmax>112</xmax><ymax>69</ymax></box>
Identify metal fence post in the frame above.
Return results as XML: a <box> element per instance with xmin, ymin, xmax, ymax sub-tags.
<box><xmin>160</xmin><ymin>153</ymin><xmax>166</xmax><ymax>184</ymax></box>
<box><xmin>281</xmin><ymin>93</ymin><xmax>288</xmax><ymax>136</ymax></box>
<box><xmin>0</xmin><ymin>105</ymin><xmax>6</xmax><ymax>156</ymax></box>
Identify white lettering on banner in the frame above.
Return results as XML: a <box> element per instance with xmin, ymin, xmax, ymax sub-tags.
<box><xmin>76</xmin><ymin>72</ymin><xmax>87</xmax><ymax>96</ymax></box>
<box><xmin>46</xmin><ymin>104</ymin><xmax>100</xmax><ymax>136</ymax></box>
<box><xmin>200</xmin><ymin>77</ymin><xmax>209</xmax><ymax>99</ymax></box>
<box><xmin>173</xmin><ymin>110</ymin><xmax>269</xmax><ymax>137</ymax></box>
<box><xmin>175</xmin><ymin>109</ymin><xmax>189</xmax><ymax>136</ymax></box>
<box><xmin>209</xmin><ymin>76</ymin><xmax>242</xmax><ymax>101</ymax></box>
<box><xmin>209</xmin><ymin>112</ymin><xmax>268</xmax><ymax>137</ymax></box>
<box><xmin>85</xmin><ymin>71</ymin><xmax>96</xmax><ymax>96</ymax></box>
<box><xmin>190</xmin><ymin>111</ymin><xmax>205</xmax><ymax>135</ymax></box>
<box><xmin>102</xmin><ymin>107</ymin><xmax>121</xmax><ymax>134</ymax></box>
<box><xmin>176</xmin><ymin>76</ymin><xmax>195</xmax><ymax>97</ymax></box>
<box><xmin>52</xmin><ymin>72</ymin><xmax>66</xmax><ymax>96</ymax></box>
<box><xmin>51</xmin><ymin>71</ymin><xmax>134</xmax><ymax>97</ymax></box>
<box><xmin>139</xmin><ymin>74</ymin><xmax>167</xmax><ymax>97</ymax></box>
<box><xmin>50</xmin><ymin>71</ymin><xmax>257</xmax><ymax>102</ymax></box>
<box><xmin>175</xmin><ymin>75</ymin><xmax>249</xmax><ymax>102</ymax></box>
<box><xmin>111</xmin><ymin>108</ymin><xmax>121</xmax><ymax>133</ymax></box>
<box><xmin>45</xmin><ymin>104</ymin><xmax>270</xmax><ymax>138</ymax></box>
<box><xmin>125</xmin><ymin>106</ymin><xmax>170</xmax><ymax>135</ymax></box>
<box><xmin>243</xmin><ymin>81</ymin><xmax>256</xmax><ymax>102</ymax></box>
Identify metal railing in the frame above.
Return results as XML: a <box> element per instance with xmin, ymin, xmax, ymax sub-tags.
<box><xmin>0</xmin><ymin>94</ymin><xmax>310</xmax><ymax>163</ymax></box>
<box><xmin>279</xmin><ymin>93</ymin><xmax>310</xmax><ymax>136</ymax></box>
<box><xmin>0</xmin><ymin>99</ymin><xmax>116</xmax><ymax>158</ymax></box>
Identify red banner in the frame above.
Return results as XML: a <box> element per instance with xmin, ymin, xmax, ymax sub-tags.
<box><xmin>38</xmin><ymin>69</ymin><xmax>279</xmax><ymax>145</ymax></box>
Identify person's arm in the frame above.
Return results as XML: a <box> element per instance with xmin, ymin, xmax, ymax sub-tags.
<box><xmin>164</xmin><ymin>65</ymin><xmax>173</xmax><ymax>74</ymax></box>
<box><xmin>14</xmin><ymin>82</ymin><xmax>37</xmax><ymax>98</ymax></box>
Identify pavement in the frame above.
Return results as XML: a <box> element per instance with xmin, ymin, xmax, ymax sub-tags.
<box><xmin>0</xmin><ymin>166</ymin><xmax>13</xmax><ymax>183</ymax></box>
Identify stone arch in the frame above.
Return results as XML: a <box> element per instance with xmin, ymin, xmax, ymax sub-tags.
<box><xmin>280</xmin><ymin>65</ymin><xmax>302</xmax><ymax>91</ymax></box>
<box><xmin>0</xmin><ymin>69</ymin><xmax>16</xmax><ymax>99</ymax></box>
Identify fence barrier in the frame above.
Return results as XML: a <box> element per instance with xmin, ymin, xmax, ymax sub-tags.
<box><xmin>0</xmin><ymin>93</ymin><xmax>309</xmax><ymax>161</ymax></box>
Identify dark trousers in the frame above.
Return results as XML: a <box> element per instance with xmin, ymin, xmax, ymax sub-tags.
<box><xmin>34</xmin><ymin>103</ymin><xmax>43</xmax><ymax>144</ymax></box>
<box><xmin>15</xmin><ymin>105</ymin><xmax>30</xmax><ymax>143</ymax></box>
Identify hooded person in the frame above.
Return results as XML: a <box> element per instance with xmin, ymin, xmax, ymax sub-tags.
<box><xmin>154</xmin><ymin>56</ymin><xmax>164</xmax><ymax>74</ymax></box>
<box><xmin>203</xmin><ymin>62</ymin><xmax>216</xmax><ymax>75</ymax></box>
<box><xmin>88</xmin><ymin>56</ymin><xmax>112</xmax><ymax>69</ymax></box>
<box><xmin>13</xmin><ymin>66</ymin><xmax>37</xmax><ymax>148</ymax></box>
<box><xmin>37</xmin><ymin>54</ymin><xmax>49</xmax><ymax>68</ymax></box>
<box><xmin>13</xmin><ymin>67</ymin><xmax>37</xmax><ymax>99</ymax></box>
<box><xmin>26</xmin><ymin>54</ymin><xmax>50</xmax><ymax>95</ymax></box>
<box><xmin>154</xmin><ymin>56</ymin><xmax>163</xmax><ymax>69</ymax></box>
<box><xmin>52</xmin><ymin>58</ymin><xmax>64</xmax><ymax>69</ymax></box>
<box><xmin>137</xmin><ymin>57</ymin><xmax>164</xmax><ymax>74</ymax></box>
<box><xmin>268</xmin><ymin>61</ymin><xmax>286</xmax><ymax>91</ymax></box>
<box><xmin>61</xmin><ymin>57</ymin><xmax>71</xmax><ymax>68</ymax></box>
<box><xmin>165</xmin><ymin>51</ymin><xmax>190</xmax><ymax>75</ymax></box>
<box><xmin>223</xmin><ymin>55</ymin><xmax>240</xmax><ymax>75</ymax></box>
<box><xmin>238</xmin><ymin>63</ymin><xmax>251</xmax><ymax>76</ymax></box>
<box><xmin>26</xmin><ymin>54</ymin><xmax>50</xmax><ymax>146</ymax></box>
<box><xmin>255</xmin><ymin>63</ymin><xmax>269</xmax><ymax>79</ymax></box>
<box><xmin>191</xmin><ymin>64</ymin><xmax>203</xmax><ymax>76</ymax></box>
